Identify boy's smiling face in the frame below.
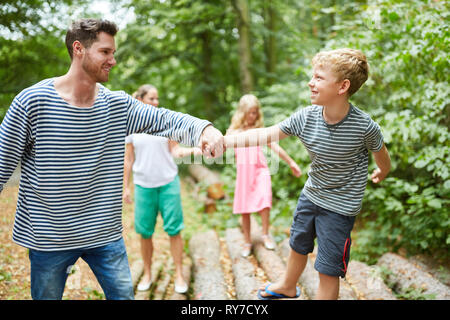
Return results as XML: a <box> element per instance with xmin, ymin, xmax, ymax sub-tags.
<box><xmin>308</xmin><ymin>66</ymin><xmax>347</xmax><ymax>106</ymax></box>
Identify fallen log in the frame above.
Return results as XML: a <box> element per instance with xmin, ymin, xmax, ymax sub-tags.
<box><xmin>188</xmin><ymin>164</ymin><xmax>225</xmax><ymax>200</ymax></box>
<box><xmin>408</xmin><ymin>254</ymin><xmax>450</xmax><ymax>287</ymax></box>
<box><xmin>153</xmin><ymin>257</ymin><xmax>173</xmax><ymax>300</ymax></box>
<box><xmin>225</xmin><ymin>228</ymin><xmax>264</xmax><ymax>300</ymax></box>
<box><xmin>377</xmin><ymin>253</ymin><xmax>450</xmax><ymax>300</ymax></box>
<box><xmin>130</xmin><ymin>259</ymin><xmax>144</xmax><ymax>290</ymax></box>
<box><xmin>346</xmin><ymin>261</ymin><xmax>397</xmax><ymax>300</ymax></box>
<box><xmin>249</xmin><ymin>216</ymin><xmax>306</xmax><ymax>300</ymax></box>
<box><xmin>189</xmin><ymin>230</ymin><xmax>229</xmax><ymax>300</ymax></box>
<box><xmin>249</xmin><ymin>216</ymin><xmax>286</xmax><ymax>282</ymax></box>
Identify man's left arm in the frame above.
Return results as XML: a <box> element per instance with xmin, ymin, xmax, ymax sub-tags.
<box><xmin>126</xmin><ymin>95</ymin><xmax>224</xmax><ymax>158</ymax></box>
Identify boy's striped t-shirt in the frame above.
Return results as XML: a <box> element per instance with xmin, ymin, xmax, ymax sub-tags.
<box><xmin>278</xmin><ymin>104</ymin><xmax>384</xmax><ymax>216</ymax></box>
<box><xmin>0</xmin><ymin>78</ymin><xmax>210</xmax><ymax>251</ymax></box>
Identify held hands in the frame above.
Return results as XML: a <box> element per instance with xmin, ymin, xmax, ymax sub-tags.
<box><xmin>192</xmin><ymin>147</ymin><xmax>203</xmax><ymax>157</ymax></box>
<box><xmin>200</xmin><ymin>125</ymin><xmax>226</xmax><ymax>158</ymax></box>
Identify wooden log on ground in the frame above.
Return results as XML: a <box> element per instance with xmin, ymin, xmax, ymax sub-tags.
<box><xmin>188</xmin><ymin>164</ymin><xmax>225</xmax><ymax>200</ymax></box>
<box><xmin>153</xmin><ymin>257</ymin><xmax>174</xmax><ymax>300</ymax></box>
<box><xmin>189</xmin><ymin>230</ymin><xmax>229</xmax><ymax>300</ymax></box>
<box><xmin>130</xmin><ymin>259</ymin><xmax>144</xmax><ymax>290</ymax></box>
<box><xmin>249</xmin><ymin>216</ymin><xmax>306</xmax><ymax>300</ymax></box>
<box><xmin>134</xmin><ymin>238</ymin><xmax>171</xmax><ymax>300</ymax></box>
<box><xmin>377</xmin><ymin>253</ymin><xmax>450</xmax><ymax>300</ymax></box>
<box><xmin>225</xmin><ymin>228</ymin><xmax>264</xmax><ymax>300</ymax></box>
<box><xmin>249</xmin><ymin>216</ymin><xmax>285</xmax><ymax>282</ymax></box>
<box><xmin>346</xmin><ymin>261</ymin><xmax>397</xmax><ymax>300</ymax></box>
<box><xmin>408</xmin><ymin>254</ymin><xmax>450</xmax><ymax>287</ymax></box>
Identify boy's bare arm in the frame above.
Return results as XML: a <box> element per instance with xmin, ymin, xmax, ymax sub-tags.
<box><xmin>224</xmin><ymin>125</ymin><xmax>289</xmax><ymax>148</ymax></box>
<box><xmin>371</xmin><ymin>144</ymin><xmax>391</xmax><ymax>183</ymax></box>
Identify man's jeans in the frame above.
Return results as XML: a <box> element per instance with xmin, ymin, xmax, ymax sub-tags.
<box><xmin>29</xmin><ymin>237</ymin><xmax>134</xmax><ymax>300</ymax></box>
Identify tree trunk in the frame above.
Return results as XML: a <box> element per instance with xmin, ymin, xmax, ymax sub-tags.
<box><xmin>232</xmin><ymin>0</ymin><xmax>253</xmax><ymax>94</ymax></box>
<box><xmin>263</xmin><ymin>0</ymin><xmax>276</xmax><ymax>86</ymax></box>
<box><xmin>200</xmin><ymin>29</ymin><xmax>216</xmax><ymax>119</ymax></box>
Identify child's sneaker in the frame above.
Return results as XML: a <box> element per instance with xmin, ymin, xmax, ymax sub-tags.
<box><xmin>262</xmin><ymin>234</ymin><xmax>275</xmax><ymax>250</ymax></box>
<box><xmin>241</xmin><ymin>243</ymin><xmax>252</xmax><ymax>257</ymax></box>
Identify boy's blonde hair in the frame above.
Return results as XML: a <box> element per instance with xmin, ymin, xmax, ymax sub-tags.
<box><xmin>227</xmin><ymin>94</ymin><xmax>264</xmax><ymax>133</ymax></box>
<box><xmin>312</xmin><ymin>48</ymin><xmax>369</xmax><ymax>96</ymax></box>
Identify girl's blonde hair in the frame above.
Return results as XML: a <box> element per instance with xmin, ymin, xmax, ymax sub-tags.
<box><xmin>132</xmin><ymin>84</ymin><xmax>157</xmax><ymax>100</ymax></box>
<box><xmin>227</xmin><ymin>94</ymin><xmax>264</xmax><ymax>133</ymax></box>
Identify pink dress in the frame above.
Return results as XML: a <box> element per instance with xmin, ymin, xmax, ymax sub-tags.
<box><xmin>233</xmin><ymin>146</ymin><xmax>272</xmax><ymax>214</ymax></box>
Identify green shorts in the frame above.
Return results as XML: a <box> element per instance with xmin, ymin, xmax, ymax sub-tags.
<box><xmin>134</xmin><ymin>175</ymin><xmax>184</xmax><ymax>238</ymax></box>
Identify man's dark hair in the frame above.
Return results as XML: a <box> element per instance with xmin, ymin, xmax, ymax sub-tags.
<box><xmin>65</xmin><ymin>18</ymin><xmax>118</xmax><ymax>60</ymax></box>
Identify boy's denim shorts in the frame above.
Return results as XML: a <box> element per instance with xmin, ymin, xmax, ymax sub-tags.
<box><xmin>289</xmin><ymin>192</ymin><xmax>356</xmax><ymax>278</ymax></box>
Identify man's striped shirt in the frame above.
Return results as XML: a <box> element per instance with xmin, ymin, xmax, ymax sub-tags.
<box><xmin>0</xmin><ymin>78</ymin><xmax>210</xmax><ymax>251</ymax></box>
<box><xmin>278</xmin><ymin>104</ymin><xmax>384</xmax><ymax>216</ymax></box>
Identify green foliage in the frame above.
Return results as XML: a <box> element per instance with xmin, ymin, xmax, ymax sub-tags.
<box><xmin>216</xmin><ymin>0</ymin><xmax>450</xmax><ymax>263</ymax></box>
<box><xmin>1</xmin><ymin>0</ymin><xmax>448</xmax><ymax>263</ymax></box>
<box><xmin>0</xmin><ymin>0</ymin><xmax>92</xmax><ymax>120</ymax></box>
<box><xmin>322</xmin><ymin>0</ymin><xmax>449</xmax><ymax>261</ymax></box>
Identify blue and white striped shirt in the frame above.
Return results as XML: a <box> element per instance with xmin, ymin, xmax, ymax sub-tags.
<box><xmin>0</xmin><ymin>78</ymin><xmax>210</xmax><ymax>251</ymax></box>
<box><xmin>279</xmin><ymin>104</ymin><xmax>384</xmax><ymax>216</ymax></box>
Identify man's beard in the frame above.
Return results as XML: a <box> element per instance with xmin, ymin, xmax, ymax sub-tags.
<box><xmin>82</xmin><ymin>54</ymin><xmax>109</xmax><ymax>83</ymax></box>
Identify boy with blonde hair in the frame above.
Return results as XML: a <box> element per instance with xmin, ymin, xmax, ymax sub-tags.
<box><xmin>225</xmin><ymin>48</ymin><xmax>391</xmax><ymax>299</ymax></box>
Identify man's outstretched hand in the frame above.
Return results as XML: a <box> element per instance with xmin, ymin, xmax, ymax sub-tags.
<box><xmin>200</xmin><ymin>125</ymin><xmax>225</xmax><ymax>158</ymax></box>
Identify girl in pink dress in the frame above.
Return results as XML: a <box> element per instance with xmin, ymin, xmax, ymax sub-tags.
<box><xmin>227</xmin><ymin>94</ymin><xmax>301</xmax><ymax>257</ymax></box>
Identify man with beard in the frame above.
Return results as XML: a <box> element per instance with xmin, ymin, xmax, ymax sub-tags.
<box><xmin>0</xmin><ymin>18</ymin><xmax>224</xmax><ymax>300</ymax></box>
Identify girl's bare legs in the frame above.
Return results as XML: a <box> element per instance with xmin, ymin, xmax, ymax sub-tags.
<box><xmin>241</xmin><ymin>213</ymin><xmax>251</xmax><ymax>243</ymax></box>
<box><xmin>259</xmin><ymin>248</ymin><xmax>307</xmax><ymax>297</ymax></box>
<box><xmin>259</xmin><ymin>207</ymin><xmax>275</xmax><ymax>249</ymax></box>
<box><xmin>241</xmin><ymin>213</ymin><xmax>252</xmax><ymax>256</ymax></box>
<box><xmin>139</xmin><ymin>237</ymin><xmax>153</xmax><ymax>287</ymax></box>
<box><xmin>170</xmin><ymin>233</ymin><xmax>186</xmax><ymax>289</ymax></box>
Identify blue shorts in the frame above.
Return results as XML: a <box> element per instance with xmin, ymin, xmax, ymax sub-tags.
<box><xmin>29</xmin><ymin>237</ymin><xmax>134</xmax><ymax>300</ymax></box>
<box><xmin>289</xmin><ymin>192</ymin><xmax>355</xmax><ymax>278</ymax></box>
